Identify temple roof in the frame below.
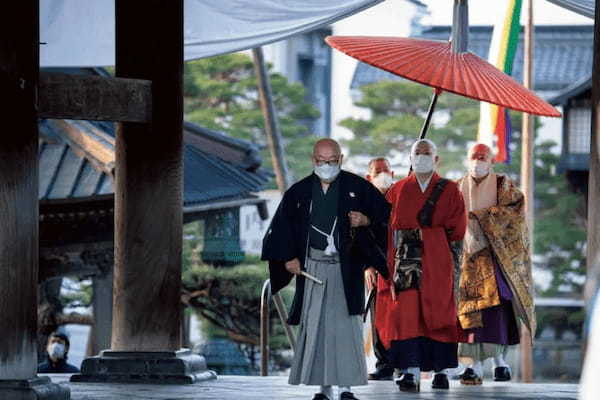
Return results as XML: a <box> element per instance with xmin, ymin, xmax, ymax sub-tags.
<box><xmin>38</xmin><ymin>118</ymin><xmax>269</xmax><ymax>210</ymax></box>
<box><xmin>548</xmin><ymin>77</ymin><xmax>592</xmax><ymax>106</ymax></box>
<box><xmin>38</xmin><ymin>66</ymin><xmax>270</xmax><ymax>216</ymax></box>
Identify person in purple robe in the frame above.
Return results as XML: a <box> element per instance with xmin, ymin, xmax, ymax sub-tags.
<box><xmin>456</xmin><ymin>143</ymin><xmax>535</xmax><ymax>385</ymax></box>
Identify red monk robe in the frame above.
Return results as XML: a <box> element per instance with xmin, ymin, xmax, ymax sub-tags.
<box><xmin>375</xmin><ymin>172</ymin><xmax>467</xmax><ymax>348</ymax></box>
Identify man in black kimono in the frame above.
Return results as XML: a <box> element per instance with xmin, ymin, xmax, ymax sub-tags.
<box><xmin>262</xmin><ymin>139</ymin><xmax>389</xmax><ymax>400</ymax></box>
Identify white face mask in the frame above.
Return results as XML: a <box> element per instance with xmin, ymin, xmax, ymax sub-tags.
<box><xmin>48</xmin><ymin>342</ymin><xmax>66</xmax><ymax>360</ymax></box>
<box><xmin>371</xmin><ymin>173</ymin><xmax>393</xmax><ymax>191</ymax></box>
<box><xmin>469</xmin><ymin>160</ymin><xmax>491</xmax><ymax>178</ymax></box>
<box><xmin>412</xmin><ymin>154</ymin><xmax>435</xmax><ymax>174</ymax></box>
<box><xmin>314</xmin><ymin>164</ymin><xmax>341</xmax><ymax>183</ymax></box>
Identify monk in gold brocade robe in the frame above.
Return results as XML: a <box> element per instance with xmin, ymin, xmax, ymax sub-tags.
<box><xmin>456</xmin><ymin>143</ymin><xmax>535</xmax><ymax>385</ymax></box>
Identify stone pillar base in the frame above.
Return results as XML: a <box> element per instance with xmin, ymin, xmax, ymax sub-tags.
<box><xmin>70</xmin><ymin>349</ymin><xmax>216</xmax><ymax>384</ymax></box>
<box><xmin>0</xmin><ymin>377</ymin><xmax>70</xmax><ymax>400</ymax></box>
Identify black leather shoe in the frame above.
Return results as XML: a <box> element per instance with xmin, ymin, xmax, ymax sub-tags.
<box><xmin>368</xmin><ymin>366</ymin><xmax>394</xmax><ymax>380</ymax></box>
<box><xmin>340</xmin><ymin>392</ymin><xmax>360</xmax><ymax>400</ymax></box>
<box><xmin>395</xmin><ymin>373</ymin><xmax>420</xmax><ymax>393</ymax></box>
<box><xmin>312</xmin><ymin>394</ymin><xmax>330</xmax><ymax>400</ymax></box>
<box><xmin>432</xmin><ymin>373</ymin><xmax>449</xmax><ymax>389</ymax></box>
<box><xmin>494</xmin><ymin>366</ymin><xmax>511</xmax><ymax>382</ymax></box>
<box><xmin>460</xmin><ymin>368</ymin><xmax>482</xmax><ymax>385</ymax></box>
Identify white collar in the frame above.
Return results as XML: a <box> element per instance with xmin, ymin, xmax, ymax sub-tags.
<box><xmin>416</xmin><ymin>174</ymin><xmax>433</xmax><ymax>193</ymax></box>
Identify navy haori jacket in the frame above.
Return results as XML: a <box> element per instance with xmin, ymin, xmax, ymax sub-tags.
<box><xmin>261</xmin><ymin>170</ymin><xmax>390</xmax><ymax>325</ymax></box>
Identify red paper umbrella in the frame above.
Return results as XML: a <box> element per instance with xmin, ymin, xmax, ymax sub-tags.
<box><xmin>326</xmin><ymin>36</ymin><xmax>560</xmax><ymax>118</ymax></box>
<box><xmin>325</xmin><ymin>0</ymin><xmax>561</xmax><ymax>139</ymax></box>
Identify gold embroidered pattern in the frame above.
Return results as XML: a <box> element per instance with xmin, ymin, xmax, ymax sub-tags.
<box><xmin>457</xmin><ymin>176</ymin><xmax>536</xmax><ymax>337</ymax></box>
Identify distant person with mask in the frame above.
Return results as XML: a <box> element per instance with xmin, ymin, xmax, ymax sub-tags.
<box><xmin>375</xmin><ymin>139</ymin><xmax>467</xmax><ymax>393</ymax></box>
<box><xmin>262</xmin><ymin>138</ymin><xmax>390</xmax><ymax>400</ymax></box>
<box><xmin>364</xmin><ymin>157</ymin><xmax>394</xmax><ymax>380</ymax></box>
<box><xmin>456</xmin><ymin>143</ymin><xmax>535</xmax><ymax>385</ymax></box>
<box><xmin>38</xmin><ymin>332</ymin><xmax>80</xmax><ymax>373</ymax></box>
<box><xmin>365</xmin><ymin>157</ymin><xmax>394</xmax><ymax>195</ymax></box>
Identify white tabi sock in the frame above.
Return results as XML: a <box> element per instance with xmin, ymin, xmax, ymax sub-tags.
<box><xmin>493</xmin><ymin>355</ymin><xmax>509</xmax><ymax>368</ymax></box>
<box><xmin>338</xmin><ymin>386</ymin><xmax>351</xmax><ymax>398</ymax></box>
<box><xmin>320</xmin><ymin>385</ymin><xmax>333</xmax><ymax>399</ymax></box>
<box><xmin>407</xmin><ymin>367</ymin><xmax>420</xmax><ymax>382</ymax></box>
<box><xmin>472</xmin><ymin>361</ymin><xmax>483</xmax><ymax>377</ymax></box>
<box><xmin>394</xmin><ymin>368</ymin><xmax>407</xmax><ymax>378</ymax></box>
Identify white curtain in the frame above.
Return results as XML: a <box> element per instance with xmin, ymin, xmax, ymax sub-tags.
<box><xmin>40</xmin><ymin>0</ymin><xmax>384</xmax><ymax>67</ymax></box>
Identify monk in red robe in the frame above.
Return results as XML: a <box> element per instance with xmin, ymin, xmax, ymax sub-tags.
<box><xmin>375</xmin><ymin>139</ymin><xmax>467</xmax><ymax>393</ymax></box>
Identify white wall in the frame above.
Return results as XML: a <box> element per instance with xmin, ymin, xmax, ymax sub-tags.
<box><xmin>262</xmin><ymin>41</ymin><xmax>295</xmax><ymax>78</ymax></box>
<box><xmin>239</xmin><ymin>190</ymin><xmax>283</xmax><ymax>256</ymax></box>
<box><xmin>538</xmin><ymin>114</ymin><xmax>563</xmax><ymax>153</ymax></box>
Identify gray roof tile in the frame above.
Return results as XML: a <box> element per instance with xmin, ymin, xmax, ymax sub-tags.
<box><xmin>38</xmin><ymin>119</ymin><xmax>269</xmax><ymax>208</ymax></box>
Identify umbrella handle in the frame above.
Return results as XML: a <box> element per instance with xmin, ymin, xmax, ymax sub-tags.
<box><xmin>409</xmin><ymin>88</ymin><xmax>443</xmax><ymax>176</ymax></box>
<box><xmin>418</xmin><ymin>88</ymin><xmax>442</xmax><ymax>140</ymax></box>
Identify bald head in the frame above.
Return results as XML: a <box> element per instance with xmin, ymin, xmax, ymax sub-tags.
<box><xmin>312</xmin><ymin>138</ymin><xmax>343</xmax><ymax>166</ymax></box>
<box><xmin>313</xmin><ymin>138</ymin><xmax>341</xmax><ymax>158</ymax></box>
<box><xmin>468</xmin><ymin>143</ymin><xmax>494</xmax><ymax>179</ymax></box>
<box><xmin>410</xmin><ymin>139</ymin><xmax>437</xmax><ymax>159</ymax></box>
<box><xmin>468</xmin><ymin>143</ymin><xmax>494</xmax><ymax>163</ymax></box>
<box><xmin>312</xmin><ymin>138</ymin><xmax>343</xmax><ymax>183</ymax></box>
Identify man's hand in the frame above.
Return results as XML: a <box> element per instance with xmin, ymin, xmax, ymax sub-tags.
<box><xmin>285</xmin><ymin>258</ymin><xmax>302</xmax><ymax>275</ymax></box>
<box><xmin>365</xmin><ymin>267</ymin><xmax>377</xmax><ymax>291</ymax></box>
<box><xmin>348</xmin><ymin>211</ymin><xmax>370</xmax><ymax>227</ymax></box>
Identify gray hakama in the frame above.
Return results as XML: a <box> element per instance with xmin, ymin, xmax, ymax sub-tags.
<box><xmin>288</xmin><ymin>247</ymin><xmax>368</xmax><ymax>387</ymax></box>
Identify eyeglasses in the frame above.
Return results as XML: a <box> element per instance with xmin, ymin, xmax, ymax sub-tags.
<box><xmin>314</xmin><ymin>158</ymin><xmax>340</xmax><ymax>166</ymax></box>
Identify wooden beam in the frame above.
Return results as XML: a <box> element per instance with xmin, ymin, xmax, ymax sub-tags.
<box><xmin>112</xmin><ymin>0</ymin><xmax>184</xmax><ymax>352</ymax></box>
<box><xmin>0</xmin><ymin>0</ymin><xmax>39</xmax><ymax>381</ymax></box>
<box><xmin>38</xmin><ymin>72</ymin><xmax>152</xmax><ymax>123</ymax></box>
<box><xmin>39</xmin><ymin>258</ymin><xmax>101</xmax><ymax>281</ymax></box>
<box><xmin>39</xmin><ymin>242</ymin><xmax>114</xmax><ymax>281</ymax></box>
<box><xmin>49</xmin><ymin>119</ymin><xmax>116</xmax><ymax>176</ymax></box>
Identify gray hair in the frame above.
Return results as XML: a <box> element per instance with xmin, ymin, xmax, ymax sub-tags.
<box><xmin>410</xmin><ymin>139</ymin><xmax>437</xmax><ymax>159</ymax></box>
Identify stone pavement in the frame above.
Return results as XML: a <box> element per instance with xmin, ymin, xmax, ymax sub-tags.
<box><xmin>46</xmin><ymin>374</ymin><xmax>579</xmax><ymax>400</ymax></box>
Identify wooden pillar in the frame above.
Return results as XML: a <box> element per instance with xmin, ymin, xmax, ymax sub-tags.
<box><xmin>587</xmin><ymin>0</ymin><xmax>600</xmax><ymax>318</ymax></box>
<box><xmin>252</xmin><ymin>47</ymin><xmax>291</xmax><ymax>190</ymax></box>
<box><xmin>519</xmin><ymin>0</ymin><xmax>534</xmax><ymax>383</ymax></box>
<box><xmin>90</xmin><ymin>268</ymin><xmax>113</xmax><ymax>355</ymax></box>
<box><xmin>0</xmin><ymin>1</ymin><xmax>69</xmax><ymax>397</ymax></box>
<box><xmin>0</xmin><ymin>1</ymin><xmax>40</xmax><ymax>379</ymax></box>
<box><xmin>72</xmin><ymin>0</ymin><xmax>213</xmax><ymax>383</ymax></box>
<box><xmin>111</xmin><ymin>0</ymin><xmax>184</xmax><ymax>351</ymax></box>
